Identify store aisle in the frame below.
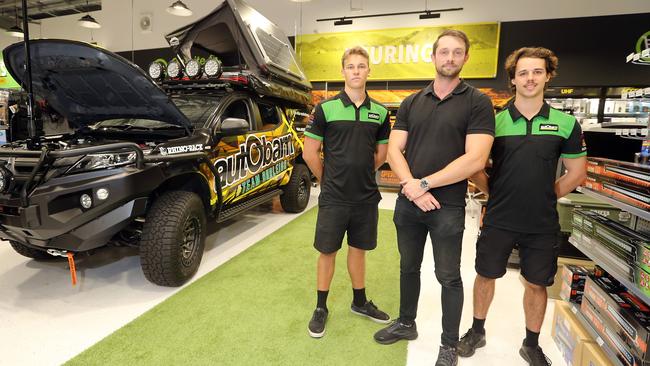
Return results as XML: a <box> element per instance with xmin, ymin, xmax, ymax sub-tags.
<box><xmin>1</xmin><ymin>189</ymin><xmax>562</xmax><ymax>366</ymax></box>
<box><xmin>379</xmin><ymin>192</ymin><xmax>562</xmax><ymax>366</ymax></box>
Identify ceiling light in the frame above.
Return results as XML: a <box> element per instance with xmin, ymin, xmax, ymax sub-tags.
<box><xmin>78</xmin><ymin>14</ymin><xmax>101</xmax><ymax>28</ymax></box>
<box><xmin>167</xmin><ymin>1</ymin><xmax>192</xmax><ymax>17</ymax></box>
<box><xmin>419</xmin><ymin>12</ymin><xmax>440</xmax><ymax>19</ymax></box>
<box><xmin>334</xmin><ymin>18</ymin><xmax>353</xmax><ymax>26</ymax></box>
<box><xmin>318</xmin><ymin>7</ymin><xmax>462</xmax><ymax>25</ymax></box>
<box><xmin>6</xmin><ymin>25</ymin><xmax>23</xmax><ymax>37</ymax></box>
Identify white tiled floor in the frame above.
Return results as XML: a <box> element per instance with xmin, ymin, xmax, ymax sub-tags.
<box><xmin>0</xmin><ymin>189</ymin><xmax>561</xmax><ymax>366</ymax></box>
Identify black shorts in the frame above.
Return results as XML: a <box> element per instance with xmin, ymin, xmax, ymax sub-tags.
<box><xmin>313</xmin><ymin>204</ymin><xmax>378</xmax><ymax>253</ymax></box>
<box><xmin>475</xmin><ymin>226</ymin><xmax>561</xmax><ymax>286</ymax></box>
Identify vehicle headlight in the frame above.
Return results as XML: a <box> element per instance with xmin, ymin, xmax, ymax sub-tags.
<box><xmin>68</xmin><ymin>152</ymin><xmax>137</xmax><ymax>173</ymax></box>
<box><xmin>167</xmin><ymin>60</ymin><xmax>181</xmax><ymax>78</ymax></box>
<box><xmin>185</xmin><ymin>59</ymin><xmax>201</xmax><ymax>78</ymax></box>
<box><xmin>204</xmin><ymin>57</ymin><xmax>222</xmax><ymax>78</ymax></box>
<box><xmin>148</xmin><ymin>60</ymin><xmax>166</xmax><ymax>80</ymax></box>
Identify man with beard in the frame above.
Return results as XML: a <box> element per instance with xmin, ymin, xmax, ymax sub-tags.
<box><xmin>457</xmin><ymin>47</ymin><xmax>587</xmax><ymax>366</ymax></box>
<box><xmin>373</xmin><ymin>30</ymin><xmax>495</xmax><ymax>366</ymax></box>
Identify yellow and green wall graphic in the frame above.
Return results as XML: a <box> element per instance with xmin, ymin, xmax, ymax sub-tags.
<box><xmin>296</xmin><ymin>22</ymin><xmax>500</xmax><ymax>81</ymax></box>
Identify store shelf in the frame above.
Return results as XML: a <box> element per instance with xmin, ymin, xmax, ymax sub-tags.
<box><xmin>567</xmin><ymin>302</ymin><xmax>625</xmax><ymax>366</ymax></box>
<box><xmin>577</xmin><ymin>186</ymin><xmax>650</xmax><ymax>221</ymax></box>
<box><xmin>568</xmin><ymin>236</ymin><xmax>650</xmax><ymax>305</ymax></box>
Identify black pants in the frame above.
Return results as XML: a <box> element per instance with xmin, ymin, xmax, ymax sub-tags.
<box><xmin>393</xmin><ymin>197</ymin><xmax>465</xmax><ymax>347</ymax></box>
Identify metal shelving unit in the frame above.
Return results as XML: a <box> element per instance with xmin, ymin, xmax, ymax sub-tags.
<box><xmin>577</xmin><ymin>186</ymin><xmax>650</xmax><ymax>221</ymax></box>
<box><xmin>568</xmin><ymin>236</ymin><xmax>650</xmax><ymax>304</ymax></box>
<box><xmin>567</xmin><ymin>302</ymin><xmax>625</xmax><ymax>366</ymax></box>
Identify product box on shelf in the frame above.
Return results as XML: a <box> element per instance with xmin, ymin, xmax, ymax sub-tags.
<box><xmin>559</xmin><ymin>193</ymin><xmax>631</xmax><ymax>232</ymax></box>
<box><xmin>574</xmin><ymin>210</ymin><xmax>650</xmax><ymax>274</ymax></box>
<box><xmin>561</xmin><ymin>282</ymin><xmax>585</xmax><ymax>304</ymax></box>
<box><xmin>580</xmin><ymin>339</ymin><xmax>616</xmax><ymax>366</ymax></box>
<box><xmin>552</xmin><ymin>300</ymin><xmax>595</xmax><ymax>366</ymax></box>
<box><xmin>563</xmin><ymin>264</ymin><xmax>592</xmax><ymax>289</ymax></box>
<box><xmin>584</xmin><ymin>175</ymin><xmax>650</xmax><ymax>211</ymax></box>
<box><xmin>583</xmin><ymin>276</ymin><xmax>650</xmax><ymax>361</ymax></box>
<box><xmin>581</xmin><ymin>297</ymin><xmax>646</xmax><ymax>366</ymax></box>
<box><xmin>587</xmin><ymin>158</ymin><xmax>650</xmax><ymax>188</ymax></box>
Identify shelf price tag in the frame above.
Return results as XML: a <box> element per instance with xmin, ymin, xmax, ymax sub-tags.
<box><xmin>636</xmin><ymin>89</ymin><xmax>644</xmax><ymax>97</ymax></box>
<box><xmin>645</xmin><ymin>87</ymin><xmax>650</xmax><ymax>96</ymax></box>
<box><xmin>621</xmin><ymin>92</ymin><xmax>628</xmax><ymax>99</ymax></box>
<box><xmin>643</xmin><ymin>49</ymin><xmax>650</xmax><ymax>58</ymax></box>
<box><xmin>633</xmin><ymin>53</ymin><xmax>641</xmax><ymax>61</ymax></box>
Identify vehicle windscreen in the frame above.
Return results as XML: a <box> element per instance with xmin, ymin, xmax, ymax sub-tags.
<box><xmin>92</xmin><ymin>95</ymin><xmax>218</xmax><ymax>130</ymax></box>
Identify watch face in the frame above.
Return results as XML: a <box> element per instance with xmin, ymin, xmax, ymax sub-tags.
<box><xmin>420</xmin><ymin>179</ymin><xmax>428</xmax><ymax>189</ymax></box>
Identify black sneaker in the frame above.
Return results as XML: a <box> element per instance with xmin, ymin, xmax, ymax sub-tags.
<box><xmin>308</xmin><ymin>307</ymin><xmax>328</xmax><ymax>338</ymax></box>
<box><xmin>373</xmin><ymin>319</ymin><xmax>418</xmax><ymax>344</ymax></box>
<box><xmin>435</xmin><ymin>344</ymin><xmax>458</xmax><ymax>366</ymax></box>
<box><xmin>457</xmin><ymin>328</ymin><xmax>486</xmax><ymax>357</ymax></box>
<box><xmin>519</xmin><ymin>340</ymin><xmax>552</xmax><ymax>366</ymax></box>
<box><xmin>351</xmin><ymin>300</ymin><xmax>391</xmax><ymax>324</ymax></box>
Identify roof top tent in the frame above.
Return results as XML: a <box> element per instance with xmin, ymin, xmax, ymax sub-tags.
<box><xmin>165</xmin><ymin>0</ymin><xmax>312</xmax><ymax>106</ymax></box>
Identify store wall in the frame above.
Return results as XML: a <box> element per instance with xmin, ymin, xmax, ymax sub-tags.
<box><xmin>0</xmin><ymin>0</ymin><xmax>648</xmax><ymax>52</ymax></box>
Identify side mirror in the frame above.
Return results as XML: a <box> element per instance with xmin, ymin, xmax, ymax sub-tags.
<box><xmin>219</xmin><ymin>118</ymin><xmax>249</xmax><ymax>136</ymax></box>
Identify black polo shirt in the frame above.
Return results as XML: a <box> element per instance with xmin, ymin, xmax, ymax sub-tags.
<box><xmin>483</xmin><ymin>102</ymin><xmax>587</xmax><ymax>233</ymax></box>
<box><xmin>393</xmin><ymin>80</ymin><xmax>495</xmax><ymax>207</ymax></box>
<box><xmin>305</xmin><ymin>91</ymin><xmax>391</xmax><ymax>205</ymax></box>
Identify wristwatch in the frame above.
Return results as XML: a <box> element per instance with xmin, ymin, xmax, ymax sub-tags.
<box><xmin>419</xmin><ymin>178</ymin><xmax>429</xmax><ymax>190</ymax></box>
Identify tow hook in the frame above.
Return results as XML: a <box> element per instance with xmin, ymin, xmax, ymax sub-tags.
<box><xmin>46</xmin><ymin>249</ymin><xmax>68</xmax><ymax>257</ymax></box>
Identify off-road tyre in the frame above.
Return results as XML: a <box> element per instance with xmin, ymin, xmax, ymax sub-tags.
<box><xmin>280</xmin><ymin>163</ymin><xmax>311</xmax><ymax>213</ymax></box>
<box><xmin>140</xmin><ymin>191</ymin><xmax>207</xmax><ymax>287</ymax></box>
<box><xmin>9</xmin><ymin>241</ymin><xmax>53</xmax><ymax>260</ymax></box>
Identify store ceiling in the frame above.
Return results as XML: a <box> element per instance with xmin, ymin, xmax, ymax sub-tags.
<box><xmin>0</xmin><ymin>0</ymin><xmax>101</xmax><ymax>30</ymax></box>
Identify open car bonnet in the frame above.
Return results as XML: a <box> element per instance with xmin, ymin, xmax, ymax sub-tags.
<box><xmin>3</xmin><ymin>39</ymin><xmax>191</xmax><ymax>128</ymax></box>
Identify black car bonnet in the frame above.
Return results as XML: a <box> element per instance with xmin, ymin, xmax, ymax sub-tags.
<box><xmin>3</xmin><ymin>39</ymin><xmax>191</xmax><ymax>128</ymax></box>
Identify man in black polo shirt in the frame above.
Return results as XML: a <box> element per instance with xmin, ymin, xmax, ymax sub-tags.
<box><xmin>456</xmin><ymin>47</ymin><xmax>587</xmax><ymax>366</ymax></box>
<box><xmin>373</xmin><ymin>30</ymin><xmax>495</xmax><ymax>366</ymax></box>
<box><xmin>303</xmin><ymin>46</ymin><xmax>391</xmax><ymax>339</ymax></box>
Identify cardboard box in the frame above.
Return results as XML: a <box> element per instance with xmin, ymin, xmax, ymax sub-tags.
<box><xmin>552</xmin><ymin>300</ymin><xmax>596</xmax><ymax>366</ymax></box>
<box><xmin>563</xmin><ymin>264</ymin><xmax>592</xmax><ymax>288</ymax></box>
<box><xmin>561</xmin><ymin>281</ymin><xmax>585</xmax><ymax>304</ymax></box>
<box><xmin>581</xmin><ymin>341</ymin><xmax>615</xmax><ymax>366</ymax></box>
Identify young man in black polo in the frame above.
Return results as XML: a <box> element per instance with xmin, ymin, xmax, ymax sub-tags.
<box><xmin>456</xmin><ymin>47</ymin><xmax>587</xmax><ymax>366</ymax></box>
<box><xmin>373</xmin><ymin>30</ymin><xmax>495</xmax><ymax>366</ymax></box>
<box><xmin>303</xmin><ymin>46</ymin><xmax>392</xmax><ymax>338</ymax></box>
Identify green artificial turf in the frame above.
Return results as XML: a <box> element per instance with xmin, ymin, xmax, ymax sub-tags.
<box><xmin>66</xmin><ymin>207</ymin><xmax>405</xmax><ymax>366</ymax></box>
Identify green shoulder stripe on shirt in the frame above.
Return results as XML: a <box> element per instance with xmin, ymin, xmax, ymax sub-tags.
<box><xmin>304</xmin><ymin>131</ymin><xmax>323</xmax><ymax>141</ymax></box>
<box><xmin>377</xmin><ymin>139</ymin><xmax>389</xmax><ymax>144</ymax></box>
<box><xmin>321</xmin><ymin>99</ymin><xmax>356</xmax><ymax>122</ymax></box>
<box><xmin>561</xmin><ymin>151</ymin><xmax>587</xmax><ymax>158</ymax></box>
<box><xmin>494</xmin><ymin>110</ymin><xmax>526</xmax><ymax>137</ymax></box>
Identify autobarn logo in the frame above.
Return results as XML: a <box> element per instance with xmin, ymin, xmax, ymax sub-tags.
<box><xmin>159</xmin><ymin>144</ymin><xmax>204</xmax><ymax>155</ymax></box>
<box><xmin>215</xmin><ymin>134</ymin><xmax>294</xmax><ymax>187</ymax></box>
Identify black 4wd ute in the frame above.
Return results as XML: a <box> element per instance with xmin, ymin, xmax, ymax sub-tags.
<box><xmin>0</xmin><ymin>0</ymin><xmax>313</xmax><ymax>286</ymax></box>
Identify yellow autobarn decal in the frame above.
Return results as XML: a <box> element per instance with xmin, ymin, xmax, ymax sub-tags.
<box><xmin>296</xmin><ymin>22</ymin><xmax>500</xmax><ymax>81</ymax></box>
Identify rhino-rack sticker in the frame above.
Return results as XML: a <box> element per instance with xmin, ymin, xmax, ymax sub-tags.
<box><xmin>215</xmin><ymin>134</ymin><xmax>295</xmax><ymax>187</ymax></box>
<box><xmin>159</xmin><ymin>144</ymin><xmax>204</xmax><ymax>155</ymax></box>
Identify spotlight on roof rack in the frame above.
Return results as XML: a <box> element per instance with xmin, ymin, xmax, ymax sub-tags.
<box><xmin>185</xmin><ymin>59</ymin><xmax>201</xmax><ymax>78</ymax></box>
<box><xmin>167</xmin><ymin>59</ymin><xmax>182</xmax><ymax>79</ymax></box>
<box><xmin>148</xmin><ymin>60</ymin><xmax>166</xmax><ymax>80</ymax></box>
<box><xmin>204</xmin><ymin>57</ymin><xmax>223</xmax><ymax>78</ymax></box>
